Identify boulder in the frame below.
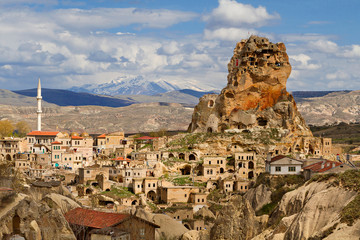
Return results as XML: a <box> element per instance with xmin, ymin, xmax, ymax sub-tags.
<box><xmin>244</xmin><ymin>184</ymin><xmax>272</xmax><ymax>211</ymax></box>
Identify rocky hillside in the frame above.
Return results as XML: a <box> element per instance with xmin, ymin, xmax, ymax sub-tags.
<box><xmin>208</xmin><ymin>170</ymin><xmax>360</xmax><ymax>240</ymax></box>
<box><xmin>0</xmin><ymin>102</ymin><xmax>193</xmax><ymax>133</ymax></box>
<box><xmin>296</xmin><ymin>90</ymin><xmax>360</xmax><ymax>126</ymax></box>
<box><xmin>0</xmin><ymin>163</ymin><xmax>78</xmax><ymax>239</ymax></box>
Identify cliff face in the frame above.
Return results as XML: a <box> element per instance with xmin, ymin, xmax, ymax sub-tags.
<box><xmin>189</xmin><ymin>36</ymin><xmax>312</xmax><ymax>138</ymax></box>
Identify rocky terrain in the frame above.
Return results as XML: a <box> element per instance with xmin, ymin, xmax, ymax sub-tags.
<box><xmin>0</xmin><ymin>102</ymin><xmax>193</xmax><ymax>133</ymax></box>
<box><xmin>297</xmin><ymin>90</ymin><xmax>360</xmax><ymax>126</ymax></box>
<box><xmin>207</xmin><ymin>171</ymin><xmax>360</xmax><ymax>240</ymax></box>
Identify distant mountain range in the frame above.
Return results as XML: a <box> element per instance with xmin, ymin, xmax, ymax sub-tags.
<box><xmin>2</xmin><ymin>88</ymin><xmax>360</xmax><ymax>131</ymax></box>
<box><xmin>12</xmin><ymin>88</ymin><xmax>218</xmax><ymax>107</ymax></box>
<box><xmin>69</xmin><ymin>76</ymin><xmax>183</xmax><ymax>96</ymax></box>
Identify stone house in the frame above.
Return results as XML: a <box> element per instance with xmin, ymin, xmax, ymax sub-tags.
<box><xmin>0</xmin><ymin>138</ymin><xmax>25</xmax><ymax>161</ymax></box>
<box><xmin>78</xmin><ymin>165</ymin><xmax>109</xmax><ymax>189</ymax></box>
<box><xmin>159</xmin><ymin>186</ymin><xmax>200</xmax><ymax>204</ymax></box>
<box><xmin>189</xmin><ymin>192</ymin><xmax>207</xmax><ymax>205</ymax></box>
<box><xmin>234</xmin><ymin>152</ymin><xmax>256</xmax><ymax>179</ymax></box>
<box><xmin>203</xmin><ymin>156</ymin><xmax>227</xmax><ymax>174</ymax></box>
<box><xmin>234</xmin><ymin>180</ymin><xmax>250</xmax><ymax>193</ymax></box>
<box><xmin>165</xmin><ymin>207</ymin><xmax>193</xmax><ymax>221</ymax></box>
<box><xmin>202</xmin><ymin>164</ymin><xmax>218</xmax><ymax>180</ymax></box>
<box><xmin>221</xmin><ymin>179</ymin><xmax>234</xmax><ymax>193</ymax></box>
<box><xmin>143</xmin><ymin>178</ymin><xmax>158</xmax><ymax>201</ymax></box>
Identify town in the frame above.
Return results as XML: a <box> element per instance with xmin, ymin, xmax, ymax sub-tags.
<box><xmin>1</xmin><ymin>36</ymin><xmax>359</xmax><ymax>240</ymax></box>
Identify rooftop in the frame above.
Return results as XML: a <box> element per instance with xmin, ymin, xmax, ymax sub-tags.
<box><xmin>27</xmin><ymin>131</ymin><xmax>60</xmax><ymax>136</ymax></box>
<box><xmin>303</xmin><ymin>160</ymin><xmax>342</xmax><ymax>173</ymax></box>
<box><xmin>65</xmin><ymin>208</ymin><xmax>129</xmax><ymax>229</ymax></box>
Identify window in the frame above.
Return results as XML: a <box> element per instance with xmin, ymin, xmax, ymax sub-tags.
<box><xmin>139</xmin><ymin>228</ymin><xmax>145</xmax><ymax>236</ymax></box>
<box><xmin>275</xmin><ymin>166</ymin><xmax>281</xmax><ymax>172</ymax></box>
<box><xmin>288</xmin><ymin>166</ymin><xmax>296</xmax><ymax>172</ymax></box>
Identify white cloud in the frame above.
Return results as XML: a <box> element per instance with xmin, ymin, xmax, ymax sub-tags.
<box><xmin>308</xmin><ymin>39</ymin><xmax>338</xmax><ymax>53</ymax></box>
<box><xmin>326</xmin><ymin>71</ymin><xmax>350</xmax><ymax>80</ymax></box>
<box><xmin>290</xmin><ymin>54</ymin><xmax>321</xmax><ymax>70</ymax></box>
<box><xmin>343</xmin><ymin>45</ymin><xmax>360</xmax><ymax>58</ymax></box>
<box><xmin>204</xmin><ymin>27</ymin><xmax>257</xmax><ymax>41</ymax></box>
<box><xmin>53</xmin><ymin>8</ymin><xmax>198</xmax><ymax>30</ymax></box>
<box><xmin>203</xmin><ymin>0</ymin><xmax>279</xmax><ymax>28</ymax></box>
<box><xmin>279</xmin><ymin>33</ymin><xmax>334</xmax><ymax>43</ymax></box>
<box><xmin>327</xmin><ymin>80</ymin><xmax>346</xmax><ymax>89</ymax></box>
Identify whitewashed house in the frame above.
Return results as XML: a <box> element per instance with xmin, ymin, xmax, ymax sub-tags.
<box><xmin>266</xmin><ymin>155</ymin><xmax>303</xmax><ymax>175</ymax></box>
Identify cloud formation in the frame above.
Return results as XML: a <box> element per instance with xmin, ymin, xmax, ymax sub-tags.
<box><xmin>0</xmin><ymin>0</ymin><xmax>359</xmax><ymax>92</ymax></box>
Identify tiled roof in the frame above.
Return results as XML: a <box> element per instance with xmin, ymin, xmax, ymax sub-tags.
<box><xmin>97</xmin><ymin>134</ymin><xmax>106</xmax><ymax>138</ymax></box>
<box><xmin>51</xmin><ymin>141</ymin><xmax>61</xmax><ymax>144</ymax></box>
<box><xmin>136</xmin><ymin>136</ymin><xmax>158</xmax><ymax>140</ymax></box>
<box><xmin>270</xmin><ymin>155</ymin><xmax>287</xmax><ymax>162</ymax></box>
<box><xmin>27</xmin><ymin>131</ymin><xmax>60</xmax><ymax>136</ymax></box>
<box><xmin>65</xmin><ymin>208</ymin><xmax>129</xmax><ymax>229</ymax></box>
<box><xmin>71</xmin><ymin>136</ymin><xmax>83</xmax><ymax>140</ymax></box>
<box><xmin>303</xmin><ymin>160</ymin><xmax>342</xmax><ymax>173</ymax></box>
<box><xmin>112</xmin><ymin>157</ymin><xmax>131</xmax><ymax>161</ymax></box>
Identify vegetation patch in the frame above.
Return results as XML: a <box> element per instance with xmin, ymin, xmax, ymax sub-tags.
<box><xmin>254</xmin><ymin>173</ymin><xmax>305</xmax><ymax>189</ymax></box>
<box><xmin>207</xmin><ymin>189</ymin><xmax>226</xmax><ymax>202</ymax></box>
<box><xmin>172</xmin><ymin>176</ymin><xmax>192</xmax><ymax>186</ymax></box>
<box><xmin>340</xmin><ymin>194</ymin><xmax>360</xmax><ymax>226</ymax></box>
<box><xmin>256</xmin><ymin>202</ymin><xmax>278</xmax><ymax>216</ymax></box>
<box><xmin>309</xmin><ymin>170</ymin><xmax>360</xmax><ymax>191</ymax></box>
<box><xmin>101</xmin><ymin>186</ymin><xmax>134</xmax><ymax>199</ymax></box>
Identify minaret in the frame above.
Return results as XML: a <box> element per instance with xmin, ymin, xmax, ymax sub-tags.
<box><xmin>37</xmin><ymin>78</ymin><xmax>42</xmax><ymax>131</ymax></box>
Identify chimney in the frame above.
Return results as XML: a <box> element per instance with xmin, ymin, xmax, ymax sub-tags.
<box><xmin>266</xmin><ymin>153</ymin><xmax>271</xmax><ymax>162</ymax></box>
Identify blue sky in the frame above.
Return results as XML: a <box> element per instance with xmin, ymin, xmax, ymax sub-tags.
<box><xmin>0</xmin><ymin>0</ymin><xmax>359</xmax><ymax>91</ymax></box>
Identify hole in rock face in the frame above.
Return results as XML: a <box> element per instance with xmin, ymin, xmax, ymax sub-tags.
<box><xmin>257</xmin><ymin>117</ymin><xmax>268</xmax><ymax>126</ymax></box>
<box><xmin>208</xmin><ymin>100</ymin><xmax>214</xmax><ymax>108</ymax></box>
<box><xmin>225</xmin><ymin>92</ymin><xmax>234</xmax><ymax>98</ymax></box>
<box><xmin>234</xmin><ymin>81</ymin><xmax>238</xmax><ymax>86</ymax></box>
<box><xmin>207</xmin><ymin>127</ymin><xmax>213</xmax><ymax>133</ymax></box>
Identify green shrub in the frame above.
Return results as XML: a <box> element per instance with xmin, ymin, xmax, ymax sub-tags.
<box><xmin>256</xmin><ymin>202</ymin><xmax>277</xmax><ymax>216</ymax></box>
<box><xmin>340</xmin><ymin>194</ymin><xmax>360</xmax><ymax>226</ymax></box>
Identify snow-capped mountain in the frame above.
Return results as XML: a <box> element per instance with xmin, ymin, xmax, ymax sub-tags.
<box><xmin>69</xmin><ymin>76</ymin><xmax>182</xmax><ymax>96</ymax></box>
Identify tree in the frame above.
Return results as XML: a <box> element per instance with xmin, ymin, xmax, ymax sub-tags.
<box><xmin>15</xmin><ymin>121</ymin><xmax>30</xmax><ymax>137</ymax></box>
<box><xmin>0</xmin><ymin>120</ymin><xmax>14</xmax><ymax>138</ymax></box>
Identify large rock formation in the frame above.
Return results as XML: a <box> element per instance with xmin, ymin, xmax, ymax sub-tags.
<box><xmin>189</xmin><ymin>35</ymin><xmax>312</xmax><ymax>138</ymax></box>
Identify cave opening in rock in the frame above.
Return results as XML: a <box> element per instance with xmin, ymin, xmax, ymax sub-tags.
<box><xmin>225</xmin><ymin>92</ymin><xmax>234</xmax><ymax>98</ymax></box>
<box><xmin>257</xmin><ymin>117</ymin><xmax>268</xmax><ymax>126</ymax></box>
<box><xmin>208</xmin><ymin>100</ymin><xmax>214</xmax><ymax>108</ymax></box>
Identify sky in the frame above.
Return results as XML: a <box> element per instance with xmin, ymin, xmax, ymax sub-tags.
<box><xmin>0</xmin><ymin>0</ymin><xmax>360</xmax><ymax>91</ymax></box>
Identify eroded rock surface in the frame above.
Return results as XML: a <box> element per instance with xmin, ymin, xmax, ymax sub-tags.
<box><xmin>210</xmin><ymin>196</ymin><xmax>263</xmax><ymax>240</ymax></box>
<box><xmin>189</xmin><ymin>35</ymin><xmax>312</xmax><ymax>139</ymax></box>
<box><xmin>244</xmin><ymin>184</ymin><xmax>272</xmax><ymax>212</ymax></box>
